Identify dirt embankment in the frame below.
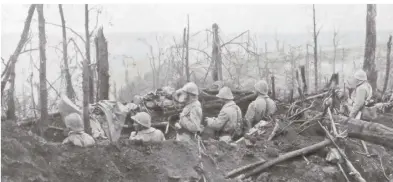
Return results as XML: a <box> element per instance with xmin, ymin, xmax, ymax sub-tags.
<box><xmin>2</xmin><ymin>111</ymin><xmax>393</xmax><ymax>182</ymax></box>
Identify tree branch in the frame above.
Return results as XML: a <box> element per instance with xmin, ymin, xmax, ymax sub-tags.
<box><xmin>221</xmin><ymin>30</ymin><xmax>249</xmax><ymax>47</ymax></box>
<box><xmin>45</xmin><ymin>21</ymin><xmax>86</xmax><ymax>43</ymax></box>
<box><xmin>69</xmin><ymin>38</ymin><xmax>86</xmax><ymax>61</ymax></box>
<box><xmin>189</xmin><ymin>47</ymin><xmax>212</xmax><ymax>59</ymax></box>
<box><xmin>19</xmin><ymin>48</ymin><xmax>38</xmax><ymax>55</ymax></box>
<box><xmin>89</xmin><ymin>8</ymin><xmax>101</xmax><ymax>37</ymax></box>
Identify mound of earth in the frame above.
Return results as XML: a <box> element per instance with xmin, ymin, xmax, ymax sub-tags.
<box><xmin>2</xmin><ymin>111</ymin><xmax>393</xmax><ymax>182</ymax></box>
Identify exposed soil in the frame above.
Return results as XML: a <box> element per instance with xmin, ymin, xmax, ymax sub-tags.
<box><xmin>2</xmin><ymin>103</ymin><xmax>393</xmax><ymax>182</ymax></box>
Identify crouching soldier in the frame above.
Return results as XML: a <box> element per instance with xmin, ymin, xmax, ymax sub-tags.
<box><xmin>129</xmin><ymin>112</ymin><xmax>165</xmax><ymax>142</ymax></box>
<box><xmin>62</xmin><ymin>113</ymin><xmax>95</xmax><ymax>147</ymax></box>
<box><xmin>245</xmin><ymin>80</ymin><xmax>277</xmax><ymax>131</ymax></box>
<box><xmin>204</xmin><ymin>87</ymin><xmax>242</xmax><ymax>143</ymax></box>
<box><xmin>175</xmin><ymin>82</ymin><xmax>203</xmax><ymax>145</ymax></box>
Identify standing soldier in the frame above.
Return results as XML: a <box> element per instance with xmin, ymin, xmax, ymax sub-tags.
<box><xmin>175</xmin><ymin>82</ymin><xmax>203</xmax><ymax>145</ymax></box>
<box><xmin>129</xmin><ymin>112</ymin><xmax>165</xmax><ymax>142</ymax></box>
<box><xmin>347</xmin><ymin>69</ymin><xmax>373</xmax><ymax>119</ymax></box>
<box><xmin>244</xmin><ymin>80</ymin><xmax>277</xmax><ymax>131</ymax></box>
<box><xmin>204</xmin><ymin>87</ymin><xmax>242</xmax><ymax>143</ymax></box>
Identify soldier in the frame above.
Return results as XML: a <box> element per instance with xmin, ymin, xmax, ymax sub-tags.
<box><xmin>347</xmin><ymin>69</ymin><xmax>373</xmax><ymax>119</ymax></box>
<box><xmin>175</xmin><ymin>82</ymin><xmax>203</xmax><ymax>145</ymax></box>
<box><xmin>204</xmin><ymin>87</ymin><xmax>242</xmax><ymax>143</ymax></box>
<box><xmin>62</xmin><ymin>113</ymin><xmax>95</xmax><ymax>147</ymax></box>
<box><xmin>129</xmin><ymin>112</ymin><xmax>165</xmax><ymax>142</ymax></box>
<box><xmin>244</xmin><ymin>80</ymin><xmax>277</xmax><ymax>131</ymax></box>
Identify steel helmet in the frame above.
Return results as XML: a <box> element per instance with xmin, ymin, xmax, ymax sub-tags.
<box><xmin>254</xmin><ymin>80</ymin><xmax>269</xmax><ymax>95</ymax></box>
<box><xmin>181</xmin><ymin>82</ymin><xmax>199</xmax><ymax>96</ymax></box>
<box><xmin>64</xmin><ymin>113</ymin><xmax>84</xmax><ymax>132</ymax></box>
<box><xmin>131</xmin><ymin>112</ymin><xmax>151</xmax><ymax>128</ymax></box>
<box><xmin>216</xmin><ymin>86</ymin><xmax>234</xmax><ymax>100</ymax></box>
<box><xmin>353</xmin><ymin>69</ymin><xmax>367</xmax><ymax>81</ymax></box>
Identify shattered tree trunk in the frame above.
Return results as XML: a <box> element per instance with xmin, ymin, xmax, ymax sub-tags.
<box><xmin>83</xmin><ymin>4</ymin><xmax>92</xmax><ymax>134</ymax></box>
<box><xmin>59</xmin><ymin>4</ymin><xmax>75</xmax><ymax>101</ymax></box>
<box><xmin>312</xmin><ymin>4</ymin><xmax>319</xmax><ymax>92</ymax></box>
<box><xmin>37</xmin><ymin>4</ymin><xmax>48</xmax><ymax>136</ymax></box>
<box><xmin>332</xmin><ymin>31</ymin><xmax>338</xmax><ymax>73</ymax></box>
<box><xmin>85</xmin><ymin>4</ymin><xmax>94</xmax><ymax>103</ymax></box>
<box><xmin>306</xmin><ymin>44</ymin><xmax>310</xmax><ymax>89</ymax></box>
<box><xmin>212</xmin><ymin>23</ymin><xmax>222</xmax><ymax>81</ymax></box>
<box><xmin>363</xmin><ymin>4</ymin><xmax>378</xmax><ymax>92</ymax></box>
<box><xmin>6</xmin><ymin>62</ymin><xmax>16</xmax><ymax>120</ymax></box>
<box><xmin>382</xmin><ymin>35</ymin><xmax>392</xmax><ymax>94</ymax></box>
<box><xmin>1</xmin><ymin>5</ymin><xmax>36</xmax><ymax>96</ymax></box>
<box><xmin>95</xmin><ymin>27</ymin><xmax>110</xmax><ymax>101</ymax></box>
<box><xmin>185</xmin><ymin>15</ymin><xmax>190</xmax><ymax>82</ymax></box>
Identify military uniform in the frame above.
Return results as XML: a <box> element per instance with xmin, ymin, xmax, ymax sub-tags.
<box><xmin>62</xmin><ymin>113</ymin><xmax>95</xmax><ymax>147</ymax></box>
<box><xmin>347</xmin><ymin>70</ymin><xmax>373</xmax><ymax>119</ymax></box>
<box><xmin>62</xmin><ymin>131</ymin><xmax>95</xmax><ymax>147</ymax></box>
<box><xmin>206</xmin><ymin>101</ymin><xmax>242</xmax><ymax>143</ymax></box>
<box><xmin>177</xmin><ymin>99</ymin><xmax>202</xmax><ymax>143</ymax></box>
<box><xmin>129</xmin><ymin>112</ymin><xmax>166</xmax><ymax>142</ymax></box>
<box><xmin>129</xmin><ymin>127</ymin><xmax>165</xmax><ymax>142</ymax></box>
<box><xmin>348</xmin><ymin>81</ymin><xmax>372</xmax><ymax>119</ymax></box>
<box><xmin>245</xmin><ymin>95</ymin><xmax>277</xmax><ymax>127</ymax></box>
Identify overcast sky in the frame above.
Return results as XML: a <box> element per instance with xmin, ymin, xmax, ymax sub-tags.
<box><xmin>1</xmin><ymin>4</ymin><xmax>393</xmax><ymax>101</ymax></box>
<box><xmin>2</xmin><ymin>4</ymin><xmax>393</xmax><ymax>35</ymax></box>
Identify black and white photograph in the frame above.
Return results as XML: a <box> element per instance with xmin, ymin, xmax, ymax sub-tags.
<box><xmin>1</xmin><ymin>2</ymin><xmax>393</xmax><ymax>182</ymax></box>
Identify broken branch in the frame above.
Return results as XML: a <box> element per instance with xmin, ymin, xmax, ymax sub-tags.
<box><xmin>225</xmin><ymin>158</ymin><xmax>267</xmax><ymax>179</ymax></box>
<box><xmin>240</xmin><ymin>138</ymin><xmax>332</xmax><ymax>179</ymax></box>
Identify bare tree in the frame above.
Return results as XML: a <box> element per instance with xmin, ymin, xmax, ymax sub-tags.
<box><xmin>383</xmin><ymin>35</ymin><xmax>392</xmax><ymax>94</ymax></box>
<box><xmin>83</xmin><ymin>4</ymin><xmax>91</xmax><ymax>134</ymax></box>
<box><xmin>181</xmin><ymin>28</ymin><xmax>186</xmax><ymax>79</ymax></box>
<box><xmin>59</xmin><ymin>4</ymin><xmax>75</xmax><ymax>101</ymax></box>
<box><xmin>95</xmin><ymin>27</ymin><xmax>109</xmax><ymax>101</ymax></box>
<box><xmin>6</xmin><ymin>62</ymin><xmax>16</xmax><ymax>120</ymax></box>
<box><xmin>212</xmin><ymin>23</ymin><xmax>222</xmax><ymax>81</ymax></box>
<box><xmin>85</xmin><ymin>4</ymin><xmax>94</xmax><ymax>103</ymax></box>
<box><xmin>312</xmin><ymin>4</ymin><xmax>320</xmax><ymax>92</ymax></box>
<box><xmin>264</xmin><ymin>42</ymin><xmax>270</xmax><ymax>83</ymax></box>
<box><xmin>341</xmin><ymin>48</ymin><xmax>347</xmax><ymax>84</ymax></box>
<box><xmin>185</xmin><ymin>15</ymin><xmax>190</xmax><ymax>82</ymax></box>
<box><xmin>306</xmin><ymin>44</ymin><xmax>310</xmax><ymax>89</ymax></box>
<box><xmin>37</xmin><ymin>4</ymin><xmax>48</xmax><ymax>136</ymax></box>
<box><xmin>112</xmin><ymin>81</ymin><xmax>117</xmax><ymax>100</ymax></box>
<box><xmin>1</xmin><ymin>5</ymin><xmax>36</xmax><ymax>96</ymax></box>
<box><xmin>363</xmin><ymin>4</ymin><xmax>378</xmax><ymax>92</ymax></box>
<box><xmin>332</xmin><ymin>29</ymin><xmax>339</xmax><ymax>73</ymax></box>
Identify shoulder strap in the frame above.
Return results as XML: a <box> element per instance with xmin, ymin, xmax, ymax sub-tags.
<box><xmin>259</xmin><ymin>97</ymin><xmax>269</xmax><ymax>119</ymax></box>
<box><xmin>183</xmin><ymin>104</ymin><xmax>200</xmax><ymax>131</ymax></box>
<box><xmin>218</xmin><ymin>105</ymin><xmax>238</xmax><ymax>135</ymax></box>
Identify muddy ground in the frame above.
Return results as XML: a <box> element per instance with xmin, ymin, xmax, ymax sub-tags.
<box><xmin>2</xmin><ymin>103</ymin><xmax>393</xmax><ymax>182</ymax></box>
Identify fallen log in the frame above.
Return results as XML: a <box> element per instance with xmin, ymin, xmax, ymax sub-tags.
<box><xmin>305</xmin><ymin>110</ymin><xmax>393</xmax><ymax>149</ymax></box>
<box><xmin>225</xmin><ymin>158</ymin><xmax>267</xmax><ymax>179</ymax></box>
<box><xmin>337</xmin><ymin>115</ymin><xmax>393</xmax><ymax>149</ymax></box>
<box><xmin>240</xmin><ymin>138</ymin><xmax>332</xmax><ymax>179</ymax></box>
